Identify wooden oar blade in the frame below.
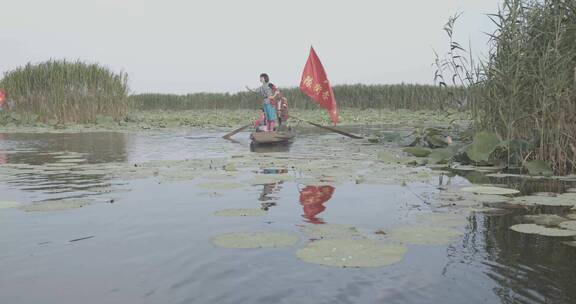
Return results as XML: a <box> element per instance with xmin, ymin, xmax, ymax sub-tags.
<box><xmin>222</xmin><ymin>124</ymin><xmax>251</xmax><ymax>139</ymax></box>
<box><xmin>292</xmin><ymin>116</ymin><xmax>363</xmax><ymax>139</ymax></box>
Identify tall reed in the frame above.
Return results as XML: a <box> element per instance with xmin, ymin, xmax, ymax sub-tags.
<box><xmin>0</xmin><ymin>60</ymin><xmax>129</xmax><ymax>123</ymax></box>
<box><xmin>131</xmin><ymin>84</ymin><xmax>466</xmax><ymax>111</ymax></box>
<box><xmin>478</xmin><ymin>0</ymin><xmax>576</xmax><ymax>174</ymax></box>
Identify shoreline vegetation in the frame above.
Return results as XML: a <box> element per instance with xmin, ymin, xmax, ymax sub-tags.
<box><xmin>0</xmin><ymin>108</ymin><xmax>470</xmax><ymax>132</ymax></box>
<box><xmin>0</xmin><ymin>0</ymin><xmax>574</xmax><ymax>175</ymax></box>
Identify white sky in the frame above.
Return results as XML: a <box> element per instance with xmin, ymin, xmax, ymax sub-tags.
<box><xmin>0</xmin><ymin>0</ymin><xmax>500</xmax><ymax>94</ymax></box>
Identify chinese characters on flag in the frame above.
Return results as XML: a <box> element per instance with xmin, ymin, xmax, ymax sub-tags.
<box><xmin>299</xmin><ymin>47</ymin><xmax>339</xmax><ymax>125</ymax></box>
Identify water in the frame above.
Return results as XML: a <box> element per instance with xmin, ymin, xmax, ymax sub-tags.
<box><xmin>0</xmin><ymin>129</ymin><xmax>575</xmax><ymax>304</ymax></box>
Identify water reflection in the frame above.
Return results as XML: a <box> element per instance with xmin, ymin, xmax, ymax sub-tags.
<box><xmin>0</xmin><ymin>132</ymin><xmax>128</xmax><ymax>199</ymax></box>
<box><xmin>250</xmin><ymin>143</ymin><xmax>291</xmax><ymax>153</ymax></box>
<box><xmin>447</xmin><ymin>211</ymin><xmax>576</xmax><ymax>303</ymax></box>
<box><xmin>257</xmin><ymin>169</ymin><xmax>288</xmax><ymax>211</ymax></box>
<box><xmin>298</xmin><ymin>185</ymin><xmax>335</xmax><ymax>224</ymax></box>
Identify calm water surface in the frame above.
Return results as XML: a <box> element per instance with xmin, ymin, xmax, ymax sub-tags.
<box><xmin>0</xmin><ymin>129</ymin><xmax>575</xmax><ymax>304</ymax></box>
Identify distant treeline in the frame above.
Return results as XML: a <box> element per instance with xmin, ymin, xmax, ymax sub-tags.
<box><xmin>131</xmin><ymin>84</ymin><xmax>467</xmax><ymax>111</ymax></box>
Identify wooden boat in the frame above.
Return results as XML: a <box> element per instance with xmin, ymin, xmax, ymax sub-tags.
<box><xmin>250</xmin><ymin>129</ymin><xmax>295</xmax><ymax>145</ymax></box>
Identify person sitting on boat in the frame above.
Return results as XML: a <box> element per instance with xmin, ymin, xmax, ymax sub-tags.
<box><xmin>246</xmin><ymin>73</ymin><xmax>277</xmax><ymax>131</ymax></box>
<box><xmin>277</xmin><ymin>97</ymin><xmax>289</xmax><ymax>127</ymax></box>
<box><xmin>254</xmin><ymin>108</ymin><xmax>267</xmax><ymax>132</ymax></box>
<box><xmin>0</xmin><ymin>90</ymin><xmax>6</xmax><ymax>111</ymax></box>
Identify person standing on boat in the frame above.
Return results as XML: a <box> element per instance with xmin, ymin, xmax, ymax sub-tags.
<box><xmin>0</xmin><ymin>90</ymin><xmax>6</xmax><ymax>111</ymax></box>
<box><xmin>246</xmin><ymin>73</ymin><xmax>277</xmax><ymax>131</ymax></box>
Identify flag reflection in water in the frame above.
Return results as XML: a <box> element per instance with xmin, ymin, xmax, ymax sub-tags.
<box><xmin>298</xmin><ymin>185</ymin><xmax>335</xmax><ymax>224</ymax></box>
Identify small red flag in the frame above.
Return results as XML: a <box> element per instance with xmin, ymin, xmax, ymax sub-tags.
<box><xmin>299</xmin><ymin>47</ymin><xmax>338</xmax><ymax>125</ymax></box>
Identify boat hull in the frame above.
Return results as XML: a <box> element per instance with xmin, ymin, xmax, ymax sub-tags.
<box><xmin>250</xmin><ymin>131</ymin><xmax>295</xmax><ymax>145</ymax></box>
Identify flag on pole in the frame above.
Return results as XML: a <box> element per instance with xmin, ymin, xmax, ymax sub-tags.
<box><xmin>299</xmin><ymin>47</ymin><xmax>339</xmax><ymax>125</ymax></box>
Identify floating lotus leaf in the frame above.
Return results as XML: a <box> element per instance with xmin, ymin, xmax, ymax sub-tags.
<box><xmin>157</xmin><ymin>169</ymin><xmax>197</xmax><ymax>182</ymax></box>
<box><xmin>532</xmin><ymin>192</ymin><xmax>558</xmax><ymax>197</ymax></box>
<box><xmin>403</xmin><ymin>147</ymin><xmax>431</xmax><ymax>157</ymax></box>
<box><xmin>201</xmin><ymin>173</ymin><xmax>238</xmax><ymax>180</ymax></box>
<box><xmin>566</xmin><ymin>188</ymin><xmax>576</xmax><ymax>193</ymax></box>
<box><xmin>247</xmin><ymin>174</ymin><xmax>294</xmax><ymax>185</ymax></box>
<box><xmin>214</xmin><ymin>208</ymin><xmax>266</xmax><ymax>217</ymax></box>
<box><xmin>451</xmin><ymin>164</ymin><xmax>502</xmax><ymax>173</ymax></box>
<box><xmin>511</xmin><ymin>195</ymin><xmax>575</xmax><ymax>207</ymax></box>
<box><xmin>0</xmin><ymin>201</ymin><xmax>21</xmax><ymax>209</ymax></box>
<box><xmin>302</xmin><ymin>224</ymin><xmax>362</xmax><ymax>240</ymax></box>
<box><xmin>566</xmin><ymin>213</ymin><xmax>576</xmax><ymax>220</ymax></box>
<box><xmin>387</xmin><ymin>226</ymin><xmax>462</xmax><ymax>245</ymax></box>
<box><xmin>558</xmin><ymin>221</ymin><xmax>576</xmax><ymax>231</ymax></box>
<box><xmin>197</xmin><ymin>182</ymin><xmax>244</xmax><ymax>190</ymax></box>
<box><xmin>296</xmin><ymin>239</ymin><xmax>407</xmax><ymax>268</ymax></box>
<box><xmin>521</xmin><ymin>214</ymin><xmax>568</xmax><ymax>226</ymax></box>
<box><xmin>510</xmin><ymin>223</ymin><xmax>576</xmax><ymax>237</ymax></box>
<box><xmin>223</xmin><ymin>163</ymin><xmax>237</xmax><ymax>172</ymax></box>
<box><xmin>524</xmin><ymin>160</ymin><xmax>553</xmax><ymax>176</ymax></box>
<box><xmin>211</xmin><ymin>232</ymin><xmax>299</xmax><ymax>248</ymax></box>
<box><xmin>427</xmin><ymin>134</ymin><xmax>448</xmax><ymax>148</ymax></box>
<box><xmin>20</xmin><ymin>199</ymin><xmax>93</xmax><ymax>212</ymax></box>
<box><xmin>461</xmin><ymin>186</ymin><xmax>519</xmax><ymax>195</ymax></box>
<box><xmin>429</xmin><ymin>147</ymin><xmax>457</xmax><ymax>164</ymax></box>
<box><xmin>377</xmin><ymin>151</ymin><xmax>401</xmax><ymax>164</ymax></box>
<box><xmin>465</xmin><ymin>131</ymin><xmax>500</xmax><ymax>163</ymax></box>
<box><xmin>471</xmin><ymin>194</ymin><xmax>511</xmax><ymax>203</ymax></box>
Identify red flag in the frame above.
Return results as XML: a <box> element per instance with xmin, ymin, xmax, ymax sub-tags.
<box><xmin>299</xmin><ymin>47</ymin><xmax>338</xmax><ymax>125</ymax></box>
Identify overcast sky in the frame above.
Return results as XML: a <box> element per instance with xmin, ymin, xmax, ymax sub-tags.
<box><xmin>1</xmin><ymin>0</ymin><xmax>500</xmax><ymax>94</ymax></box>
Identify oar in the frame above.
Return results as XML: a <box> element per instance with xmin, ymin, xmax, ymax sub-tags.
<box><xmin>222</xmin><ymin>124</ymin><xmax>251</xmax><ymax>139</ymax></box>
<box><xmin>292</xmin><ymin>116</ymin><xmax>363</xmax><ymax>139</ymax></box>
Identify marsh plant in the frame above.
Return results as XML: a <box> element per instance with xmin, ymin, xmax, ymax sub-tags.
<box><xmin>132</xmin><ymin>84</ymin><xmax>466</xmax><ymax>111</ymax></box>
<box><xmin>436</xmin><ymin>0</ymin><xmax>576</xmax><ymax>174</ymax></box>
<box><xmin>0</xmin><ymin>60</ymin><xmax>129</xmax><ymax>124</ymax></box>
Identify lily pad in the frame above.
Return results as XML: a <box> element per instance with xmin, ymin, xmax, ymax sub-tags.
<box><xmin>558</xmin><ymin>221</ymin><xmax>576</xmax><ymax>231</ymax></box>
<box><xmin>0</xmin><ymin>201</ymin><xmax>21</xmax><ymax>209</ymax></box>
<box><xmin>387</xmin><ymin>226</ymin><xmax>462</xmax><ymax>245</ymax></box>
<box><xmin>223</xmin><ymin>163</ymin><xmax>237</xmax><ymax>172</ymax></box>
<box><xmin>403</xmin><ymin>147</ymin><xmax>431</xmax><ymax>157</ymax></box>
<box><xmin>20</xmin><ymin>199</ymin><xmax>92</xmax><ymax>212</ymax></box>
<box><xmin>429</xmin><ymin>147</ymin><xmax>457</xmax><ymax>164</ymax></box>
<box><xmin>524</xmin><ymin>160</ymin><xmax>553</xmax><ymax>176</ymax></box>
<box><xmin>510</xmin><ymin>223</ymin><xmax>576</xmax><ymax>237</ymax></box>
<box><xmin>211</xmin><ymin>232</ymin><xmax>299</xmax><ymax>248</ymax></box>
<box><xmin>247</xmin><ymin>174</ymin><xmax>294</xmax><ymax>185</ymax></box>
<box><xmin>521</xmin><ymin>214</ymin><xmax>568</xmax><ymax>226</ymax></box>
<box><xmin>461</xmin><ymin>186</ymin><xmax>519</xmax><ymax>195</ymax></box>
<box><xmin>214</xmin><ymin>208</ymin><xmax>266</xmax><ymax>217</ymax></box>
<box><xmin>296</xmin><ymin>239</ymin><xmax>407</xmax><ymax>268</ymax></box>
<box><xmin>302</xmin><ymin>224</ymin><xmax>362</xmax><ymax>240</ymax></box>
<box><xmin>511</xmin><ymin>195</ymin><xmax>575</xmax><ymax>207</ymax></box>
<box><xmin>465</xmin><ymin>131</ymin><xmax>500</xmax><ymax>163</ymax></box>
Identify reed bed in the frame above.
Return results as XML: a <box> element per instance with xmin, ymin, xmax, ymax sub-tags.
<box><xmin>475</xmin><ymin>0</ymin><xmax>576</xmax><ymax>174</ymax></box>
<box><xmin>0</xmin><ymin>60</ymin><xmax>129</xmax><ymax>123</ymax></box>
<box><xmin>131</xmin><ymin>84</ymin><xmax>466</xmax><ymax>111</ymax></box>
